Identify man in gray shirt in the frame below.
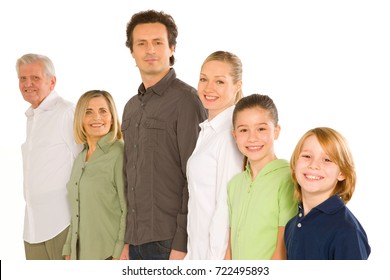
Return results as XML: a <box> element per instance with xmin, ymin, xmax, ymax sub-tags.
<box><xmin>120</xmin><ymin>10</ymin><xmax>207</xmax><ymax>260</ymax></box>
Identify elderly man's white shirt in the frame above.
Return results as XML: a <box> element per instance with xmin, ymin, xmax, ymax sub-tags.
<box><xmin>22</xmin><ymin>91</ymin><xmax>82</xmax><ymax>243</ymax></box>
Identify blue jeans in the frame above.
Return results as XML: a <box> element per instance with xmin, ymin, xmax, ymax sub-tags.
<box><xmin>129</xmin><ymin>239</ymin><xmax>172</xmax><ymax>260</ymax></box>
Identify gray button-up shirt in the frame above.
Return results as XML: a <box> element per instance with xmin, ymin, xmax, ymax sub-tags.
<box><xmin>122</xmin><ymin>68</ymin><xmax>207</xmax><ymax>252</ymax></box>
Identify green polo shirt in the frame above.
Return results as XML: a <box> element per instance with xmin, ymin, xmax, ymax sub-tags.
<box><xmin>62</xmin><ymin>132</ymin><xmax>127</xmax><ymax>260</ymax></box>
<box><xmin>228</xmin><ymin>159</ymin><xmax>297</xmax><ymax>260</ymax></box>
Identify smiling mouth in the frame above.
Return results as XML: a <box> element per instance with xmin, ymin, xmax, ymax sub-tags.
<box><xmin>90</xmin><ymin>124</ymin><xmax>105</xmax><ymax>127</ymax></box>
<box><xmin>246</xmin><ymin>145</ymin><xmax>262</xmax><ymax>151</ymax></box>
<box><xmin>304</xmin><ymin>174</ymin><xmax>323</xmax><ymax>180</ymax></box>
<box><xmin>204</xmin><ymin>95</ymin><xmax>218</xmax><ymax>101</ymax></box>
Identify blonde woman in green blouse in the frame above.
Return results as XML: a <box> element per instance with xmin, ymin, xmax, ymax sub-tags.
<box><xmin>63</xmin><ymin>90</ymin><xmax>127</xmax><ymax>260</ymax></box>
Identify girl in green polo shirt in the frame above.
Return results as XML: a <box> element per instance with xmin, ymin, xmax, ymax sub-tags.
<box><xmin>225</xmin><ymin>93</ymin><xmax>297</xmax><ymax>260</ymax></box>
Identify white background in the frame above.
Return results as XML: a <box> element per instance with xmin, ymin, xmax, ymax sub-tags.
<box><xmin>1</xmin><ymin>0</ymin><xmax>389</xmax><ymax>276</ymax></box>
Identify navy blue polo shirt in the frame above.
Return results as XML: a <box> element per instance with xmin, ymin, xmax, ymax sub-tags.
<box><xmin>284</xmin><ymin>195</ymin><xmax>371</xmax><ymax>260</ymax></box>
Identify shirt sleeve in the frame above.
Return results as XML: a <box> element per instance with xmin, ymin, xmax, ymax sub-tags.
<box><xmin>62</xmin><ymin>221</ymin><xmax>72</xmax><ymax>257</ymax></box>
<box><xmin>60</xmin><ymin>105</ymin><xmax>83</xmax><ymax>158</ymax></box>
<box><xmin>112</xmin><ymin>149</ymin><xmax>127</xmax><ymax>258</ymax></box>
<box><xmin>172</xmin><ymin>93</ymin><xmax>207</xmax><ymax>252</ymax></box>
<box><xmin>333</xmin><ymin>224</ymin><xmax>371</xmax><ymax>259</ymax></box>
<box><xmin>278</xmin><ymin>172</ymin><xmax>298</xmax><ymax>226</ymax></box>
<box><xmin>207</xmin><ymin>136</ymin><xmax>242</xmax><ymax>259</ymax></box>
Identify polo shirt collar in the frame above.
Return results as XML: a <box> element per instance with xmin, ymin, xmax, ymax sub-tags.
<box><xmin>314</xmin><ymin>194</ymin><xmax>345</xmax><ymax>214</ymax></box>
<box><xmin>302</xmin><ymin>195</ymin><xmax>344</xmax><ymax>217</ymax></box>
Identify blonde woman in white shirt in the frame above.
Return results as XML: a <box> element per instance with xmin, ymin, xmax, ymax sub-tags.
<box><xmin>185</xmin><ymin>51</ymin><xmax>244</xmax><ymax>259</ymax></box>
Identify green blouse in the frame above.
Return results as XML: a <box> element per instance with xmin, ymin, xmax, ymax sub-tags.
<box><xmin>62</xmin><ymin>132</ymin><xmax>127</xmax><ymax>260</ymax></box>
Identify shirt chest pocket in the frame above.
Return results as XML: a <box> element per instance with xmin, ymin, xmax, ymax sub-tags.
<box><xmin>142</xmin><ymin>119</ymin><xmax>166</xmax><ymax>148</ymax></box>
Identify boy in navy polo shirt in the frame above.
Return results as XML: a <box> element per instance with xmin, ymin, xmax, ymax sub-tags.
<box><xmin>285</xmin><ymin>127</ymin><xmax>370</xmax><ymax>260</ymax></box>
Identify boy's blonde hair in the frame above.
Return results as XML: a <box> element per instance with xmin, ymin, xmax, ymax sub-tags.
<box><xmin>290</xmin><ymin>127</ymin><xmax>356</xmax><ymax>204</ymax></box>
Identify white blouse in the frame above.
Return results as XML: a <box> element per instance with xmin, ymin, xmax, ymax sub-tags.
<box><xmin>185</xmin><ymin>106</ymin><xmax>243</xmax><ymax>259</ymax></box>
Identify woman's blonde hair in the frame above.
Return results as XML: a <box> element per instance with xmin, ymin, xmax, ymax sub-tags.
<box><xmin>202</xmin><ymin>50</ymin><xmax>243</xmax><ymax>103</ymax></box>
<box><xmin>74</xmin><ymin>90</ymin><xmax>122</xmax><ymax>144</ymax></box>
<box><xmin>290</xmin><ymin>127</ymin><xmax>356</xmax><ymax>204</ymax></box>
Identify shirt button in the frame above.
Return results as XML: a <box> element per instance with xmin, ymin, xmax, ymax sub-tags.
<box><xmin>131</xmin><ymin>187</ymin><xmax>134</xmax><ymax>191</ymax></box>
<box><xmin>299</xmin><ymin>213</ymin><xmax>302</xmax><ymax>217</ymax></box>
<box><xmin>297</xmin><ymin>223</ymin><xmax>302</xmax><ymax>228</ymax></box>
<box><xmin>132</xmin><ymin>209</ymin><xmax>135</xmax><ymax>213</ymax></box>
<box><xmin>136</xmin><ymin>123</ymin><xmax>139</xmax><ymax>128</ymax></box>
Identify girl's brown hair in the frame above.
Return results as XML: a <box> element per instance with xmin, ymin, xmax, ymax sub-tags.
<box><xmin>232</xmin><ymin>94</ymin><xmax>279</xmax><ymax>169</ymax></box>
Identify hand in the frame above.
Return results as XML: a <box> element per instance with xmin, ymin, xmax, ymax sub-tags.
<box><xmin>169</xmin><ymin>249</ymin><xmax>186</xmax><ymax>260</ymax></box>
<box><xmin>120</xmin><ymin>244</ymin><xmax>129</xmax><ymax>260</ymax></box>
